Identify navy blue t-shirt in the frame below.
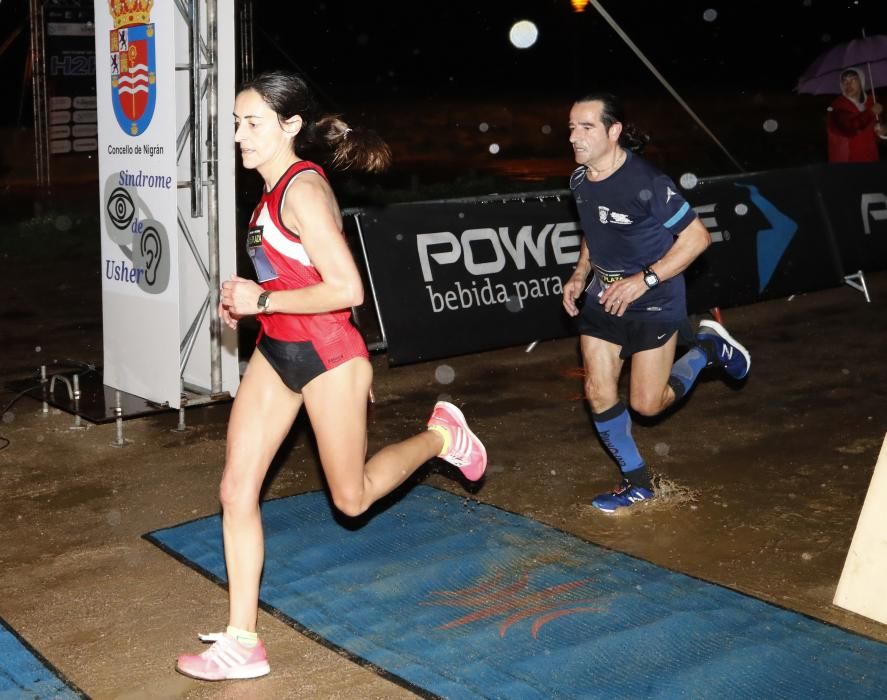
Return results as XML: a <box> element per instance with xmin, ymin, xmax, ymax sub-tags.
<box><xmin>570</xmin><ymin>150</ymin><xmax>697</xmax><ymax>322</ymax></box>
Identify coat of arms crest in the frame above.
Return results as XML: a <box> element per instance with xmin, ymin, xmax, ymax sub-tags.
<box><xmin>108</xmin><ymin>0</ymin><xmax>156</xmax><ymax>136</ymax></box>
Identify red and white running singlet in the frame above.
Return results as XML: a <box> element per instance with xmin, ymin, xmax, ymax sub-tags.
<box><xmin>246</xmin><ymin>160</ymin><xmax>367</xmax><ymax>367</ymax></box>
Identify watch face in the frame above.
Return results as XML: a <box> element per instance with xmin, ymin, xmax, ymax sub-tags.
<box><xmin>645</xmin><ymin>273</ymin><xmax>658</xmax><ymax>287</ymax></box>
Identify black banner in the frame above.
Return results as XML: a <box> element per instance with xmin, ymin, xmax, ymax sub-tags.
<box><xmin>357</xmin><ymin>162</ymin><xmax>886</xmax><ymax>365</ymax></box>
<box><xmin>683</xmin><ymin>167</ymin><xmax>844</xmax><ymax>313</ymax></box>
<box><xmin>809</xmin><ymin>162</ymin><xmax>887</xmax><ymax>273</ymax></box>
<box><xmin>359</xmin><ymin>198</ymin><xmax>581</xmax><ymax>364</ymax></box>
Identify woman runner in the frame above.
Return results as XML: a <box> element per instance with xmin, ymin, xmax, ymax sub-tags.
<box><xmin>176</xmin><ymin>70</ymin><xmax>487</xmax><ymax>681</ymax></box>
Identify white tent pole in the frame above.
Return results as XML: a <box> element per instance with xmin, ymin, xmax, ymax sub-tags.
<box><xmin>588</xmin><ymin>0</ymin><xmax>746</xmax><ymax>173</ymax></box>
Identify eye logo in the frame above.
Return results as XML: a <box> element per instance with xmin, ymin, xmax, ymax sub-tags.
<box><xmin>106</xmin><ymin>187</ymin><xmax>135</xmax><ymax>229</ymax></box>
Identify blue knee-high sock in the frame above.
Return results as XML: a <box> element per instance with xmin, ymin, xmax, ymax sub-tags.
<box><xmin>592</xmin><ymin>402</ymin><xmax>650</xmax><ymax>489</ymax></box>
<box><xmin>668</xmin><ymin>346</ymin><xmax>709</xmax><ymax>401</ymax></box>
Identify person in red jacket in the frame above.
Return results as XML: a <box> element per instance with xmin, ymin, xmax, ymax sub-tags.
<box><xmin>827</xmin><ymin>67</ymin><xmax>886</xmax><ymax>162</ymax></box>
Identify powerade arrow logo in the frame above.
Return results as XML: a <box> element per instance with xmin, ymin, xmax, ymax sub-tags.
<box><xmin>734</xmin><ymin>184</ymin><xmax>798</xmax><ymax>293</ymax></box>
<box><xmin>695</xmin><ymin>185</ymin><xmax>798</xmax><ymax>294</ymax></box>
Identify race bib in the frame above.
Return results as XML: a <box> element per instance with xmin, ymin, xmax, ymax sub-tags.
<box><xmin>246</xmin><ymin>226</ymin><xmax>279</xmax><ymax>283</ymax></box>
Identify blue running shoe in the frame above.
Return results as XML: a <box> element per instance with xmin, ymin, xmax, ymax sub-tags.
<box><xmin>697</xmin><ymin>319</ymin><xmax>751</xmax><ymax>380</ymax></box>
<box><xmin>591</xmin><ymin>480</ymin><xmax>655</xmax><ymax>513</ymax></box>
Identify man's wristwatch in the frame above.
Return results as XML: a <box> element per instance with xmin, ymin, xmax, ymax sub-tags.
<box><xmin>257</xmin><ymin>290</ymin><xmax>272</xmax><ymax>314</ymax></box>
<box><xmin>642</xmin><ymin>265</ymin><xmax>660</xmax><ymax>289</ymax></box>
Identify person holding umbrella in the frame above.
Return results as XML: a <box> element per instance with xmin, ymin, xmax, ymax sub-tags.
<box><xmin>827</xmin><ymin>67</ymin><xmax>886</xmax><ymax>162</ymax></box>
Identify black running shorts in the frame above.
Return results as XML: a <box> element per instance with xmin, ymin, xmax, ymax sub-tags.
<box><xmin>576</xmin><ymin>301</ymin><xmax>688</xmax><ymax>359</ymax></box>
<box><xmin>256</xmin><ymin>334</ymin><xmax>331</xmax><ymax>392</ymax></box>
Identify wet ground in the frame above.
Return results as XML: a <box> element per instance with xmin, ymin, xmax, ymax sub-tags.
<box><xmin>1</xmin><ymin>220</ymin><xmax>886</xmax><ymax>698</ymax></box>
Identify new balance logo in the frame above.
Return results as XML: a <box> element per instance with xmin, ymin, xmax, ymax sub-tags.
<box><xmin>627</xmin><ymin>494</ymin><xmax>646</xmax><ymax>503</ymax></box>
<box><xmin>721</xmin><ymin>346</ymin><xmax>734</xmax><ymax>360</ymax></box>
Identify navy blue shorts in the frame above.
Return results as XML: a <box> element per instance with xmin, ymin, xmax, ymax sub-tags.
<box><xmin>577</xmin><ymin>301</ymin><xmax>689</xmax><ymax>359</ymax></box>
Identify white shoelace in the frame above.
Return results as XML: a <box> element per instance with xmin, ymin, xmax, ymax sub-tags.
<box><xmin>196</xmin><ymin>633</ymin><xmax>249</xmax><ymax>668</ymax></box>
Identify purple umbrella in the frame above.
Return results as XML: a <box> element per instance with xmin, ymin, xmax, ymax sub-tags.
<box><xmin>796</xmin><ymin>34</ymin><xmax>887</xmax><ymax>95</ymax></box>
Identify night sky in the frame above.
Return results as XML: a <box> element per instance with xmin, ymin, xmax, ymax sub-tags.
<box><xmin>0</xmin><ymin>0</ymin><xmax>883</xmax><ymax>187</ymax></box>
<box><xmin>237</xmin><ymin>0</ymin><xmax>883</xmax><ymax>184</ymax></box>
<box><xmin>0</xmin><ymin>0</ymin><xmax>882</xmax><ymax>118</ymax></box>
<box><xmin>250</xmin><ymin>0</ymin><xmax>883</xmax><ymax>103</ymax></box>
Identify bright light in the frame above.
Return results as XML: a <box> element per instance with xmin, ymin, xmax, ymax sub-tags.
<box><xmin>509</xmin><ymin>20</ymin><xmax>538</xmax><ymax>49</ymax></box>
<box><xmin>571</xmin><ymin>0</ymin><xmax>590</xmax><ymax>12</ymax></box>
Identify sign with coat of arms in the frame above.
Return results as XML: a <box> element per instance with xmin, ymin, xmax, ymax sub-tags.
<box><xmin>108</xmin><ymin>0</ymin><xmax>156</xmax><ymax>136</ymax></box>
<box><xmin>93</xmin><ymin>0</ymin><xmax>241</xmax><ymax>410</ymax></box>
<box><xmin>94</xmin><ymin>0</ymin><xmax>180</xmax><ymax>407</ymax></box>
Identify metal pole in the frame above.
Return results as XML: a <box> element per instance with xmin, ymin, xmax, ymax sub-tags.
<box><xmin>173</xmin><ymin>380</ymin><xmax>188</xmax><ymax>431</ymax></box>
<box><xmin>40</xmin><ymin>365</ymin><xmax>48</xmax><ymax>414</ymax></box>
<box><xmin>206</xmin><ymin>0</ymin><xmax>222</xmax><ymax>393</ymax></box>
<box><xmin>112</xmin><ymin>390</ymin><xmax>126</xmax><ymax>447</ymax></box>
<box><xmin>189</xmin><ymin>0</ymin><xmax>204</xmax><ymax>217</ymax></box>
<box><xmin>28</xmin><ymin>0</ymin><xmax>50</xmax><ymax>187</ymax></box>
<box><xmin>353</xmin><ymin>213</ymin><xmax>389</xmax><ymax>350</ymax></box>
<box><xmin>71</xmin><ymin>374</ymin><xmax>83</xmax><ymax>430</ymax></box>
<box><xmin>239</xmin><ymin>0</ymin><xmax>254</xmax><ymax>82</ymax></box>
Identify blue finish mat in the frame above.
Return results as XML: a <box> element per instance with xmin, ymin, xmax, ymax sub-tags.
<box><xmin>0</xmin><ymin>617</ymin><xmax>87</xmax><ymax>699</ymax></box>
<box><xmin>146</xmin><ymin>486</ymin><xmax>887</xmax><ymax>699</ymax></box>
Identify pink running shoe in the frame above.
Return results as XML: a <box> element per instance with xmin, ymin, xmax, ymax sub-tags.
<box><xmin>427</xmin><ymin>401</ymin><xmax>487</xmax><ymax>481</ymax></box>
<box><xmin>176</xmin><ymin>632</ymin><xmax>270</xmax><ymax>681</ymax></box>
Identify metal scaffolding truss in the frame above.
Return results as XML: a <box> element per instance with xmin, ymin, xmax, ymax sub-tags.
<box><xmin>174</xmin><ymin>0</ymin><xmax>223</xmax><ymax>395</ymax></box>
<box><xmin>28</xmin><ymin>0</ymin><xmax>50</xmax><ymax>186</ymax></box>
<box><xmin>21</xmin><ymin>0</ymin><xmax>240</xmax><ymax>427</ymax></box>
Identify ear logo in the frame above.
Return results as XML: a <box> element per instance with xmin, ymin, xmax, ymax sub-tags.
<box><xmin>140</xmin><ymin>226</ymin><xmax>163</xmax><ymax>286</ymax></box>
